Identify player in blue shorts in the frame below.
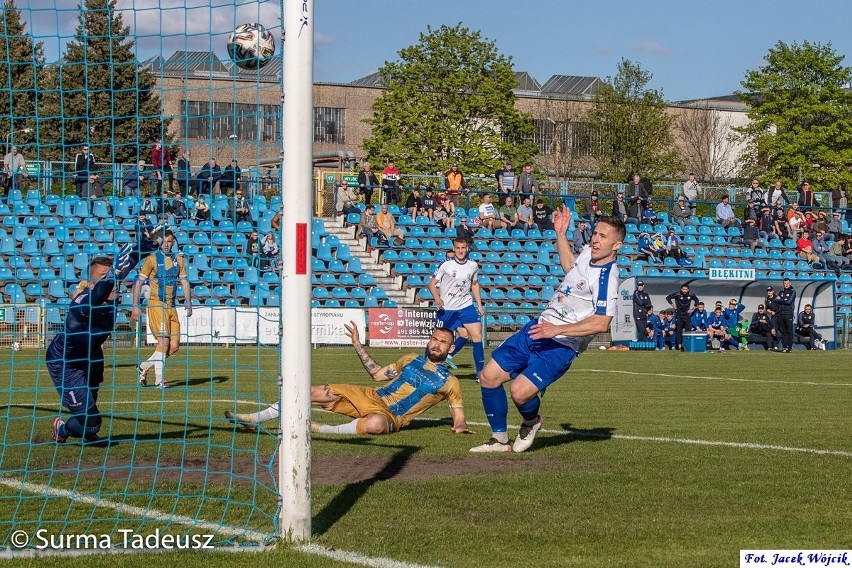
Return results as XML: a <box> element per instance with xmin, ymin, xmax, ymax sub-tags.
<box><xmin>470</xmin><ymin>208</ymin><xmax>625</xmax><ymax>453</ymax></box>
<box><xmin>427</xmin><ymin>237</ymin><xmax>485</xmax><ymax>378</ymax></box>
<box><xmin>47</xmin><ymin>238</ymin><xmax>159</xmax><ymax>445</ymax></box>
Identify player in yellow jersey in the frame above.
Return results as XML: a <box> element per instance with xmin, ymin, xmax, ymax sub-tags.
<box><xmin>130</xmin><ymin>230</ymin><xmax>192</xmax><ymax>388</ymax></box>
<box><xmin>225</xmin><ymin>322</ymin><xmax>474</xmax><ymax>436</ymax></box>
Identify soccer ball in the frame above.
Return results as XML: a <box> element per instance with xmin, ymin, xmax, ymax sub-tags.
<box><xmin>10</xmin><ymin>342</ymin><xmax>20</xmax><ymax>351</ymax></box>
<box><xmin>227</xmin><ymin>23</ymin><xmax>275</xmax><ymax>70</ymax></box>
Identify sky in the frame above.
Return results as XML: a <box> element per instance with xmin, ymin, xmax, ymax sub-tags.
<box><xmin>17</xmin><ymin>0</ymin><xmax>852</xmax><ymax>102</ymax></box>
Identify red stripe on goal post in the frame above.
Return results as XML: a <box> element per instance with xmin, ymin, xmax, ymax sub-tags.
<box><xmin>295</xmin><ymin>223</ymin><xmax>307</xmax><ymax>275</ymax></box>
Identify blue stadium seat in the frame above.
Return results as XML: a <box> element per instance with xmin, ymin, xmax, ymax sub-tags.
<box><xmin>4</xmin><ymin>283</ymin><xmax>26</xmax><ymax>304</ymax></box>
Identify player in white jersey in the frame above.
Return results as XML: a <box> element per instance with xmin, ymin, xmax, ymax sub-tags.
<box><xmin>470</xmin><ymin>208</ymin><xmax>625</xmax><ymax>453</ymax></box>
<box><xmin>428</xmin><ymin>237</ymin><xmax>485</xmax><ymax>378</ymax></box>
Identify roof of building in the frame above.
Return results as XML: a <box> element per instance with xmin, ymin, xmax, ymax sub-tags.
<box><xmin>539</xmin><ymin>75</ymin><xmax>601</xmax><ymax>98</ymax></box>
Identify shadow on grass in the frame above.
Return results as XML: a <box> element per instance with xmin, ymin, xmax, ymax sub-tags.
<box><xmin>176</xmin><ymin>375</ymin><xmax>231</xmax><ymax>387</ymax></box>
<box><xmin>312</xmin><ymin>441</ymin><xmax>421</xmax><ymax>536</ymax></box>
<box><xmin>529</xmin><ymin>423</ymin><xmax>616</xmax><ymax>450</ymax></box>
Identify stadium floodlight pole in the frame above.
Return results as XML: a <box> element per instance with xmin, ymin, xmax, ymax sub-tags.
<box><xmin>279</xmin><ymin>0</ymin><xmax>313</xmax><ymax>542</ymax></box>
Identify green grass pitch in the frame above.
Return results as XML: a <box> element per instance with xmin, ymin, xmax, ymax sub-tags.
<box><xmin>1</xmin><ymin>343</ymin><xmax>850</xmax><ymax>567</ymax></box>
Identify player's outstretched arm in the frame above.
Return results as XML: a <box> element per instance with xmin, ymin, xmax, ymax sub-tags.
<box><xmin>552</xmin><ymin>205</ymin><xmax>575</xmax><ymax>273</ymax></box>
<box><xmin>449</xmin><ymin>406</ymin><xmax>474</xmax><ymax>434</ymax></box>
<box><xmin>344</xmin><ymin>320</ymin><xmax>399</xmax><ymax>382</ymax></box>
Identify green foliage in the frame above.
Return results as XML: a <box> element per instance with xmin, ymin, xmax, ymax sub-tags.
<box><xmin>0</xmin><ymin>0</ymin><xmax>43</xmax><ymax>151</ymax></box>
<box><xmin>39</xmin><ymin>0</ymin><xmax>166</xmax><ymax>163</ymax></box>
<box><xmin>737</xmin><ymin>40</ymin><xmax>852</xmax><ymax>190</ymax></box>
<box><xmin>363</xmin><ymin>23</ymin><xmax>537</xmax><ymax>177</ymax></box>
<box><xmin>586</xmin><ymin>59</ymin><xmax>683</xmax><ymax>182</ymax></box>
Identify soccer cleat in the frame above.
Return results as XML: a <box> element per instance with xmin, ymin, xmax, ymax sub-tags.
<box><xmin>475</xmin><ymin>372</ymin><xmax>481</xmax><ymax>384</ymax></box>
<box><xmin>783</xmin><ymin>348</ymin><xmax>792</xmax><ymax>353</ymax></box>
<box><xmin>444</xmin><ymin>355</ymin><xmax>458</xmax><ymax>370</ymax></box>
<box><xmin>310</xmin><ymin>421</ymin><xmax>322</xmax><ymax>434</ymax></box>
<box><xmin>225</xmin><ymin>410</ymin><xmax>258</xmax><ymax>432</ymax></box>
<box><xmin>155</xmin><ymin>380</ymin><xmax>171</xmax><ymax>389</ymax></box>
<box><xmin>469</xmin><ymin>437</ymin><xmax>513</xmax><ymax>453</ymax></box>
<box><xmin>138</xmin><ymin>364</ymin><xmax>148</xmax><ymax>387</ymax></box>
<box><xmin>52</xmin><ymin>418</ymin><xmax>67</xmax><ymax>443</ymax></box>
<box><xmin>513</xmin><ymin>416</ymin><xmax>543</xmax><ymax>453</ymax></box>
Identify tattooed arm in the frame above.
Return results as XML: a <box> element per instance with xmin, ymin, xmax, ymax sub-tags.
<box><xmin>344</xmin><ymin>320</ymin><xmax>399</xmax><ymax>382</ymax></box>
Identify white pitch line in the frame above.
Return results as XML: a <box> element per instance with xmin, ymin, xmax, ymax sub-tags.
<box><xmin>294</xmin><ymin>543</ymin><xmax>442</xmax><ymax>568</ymax></box>
<box><xmin>0</xmin><ymin>477</ymin><xmax>270</xmax><ymax>543</ymax></box>
<box><xmin>584</xmin><ymin>368</ymin><xmax>852</xmax><ymax>387</ymax></box>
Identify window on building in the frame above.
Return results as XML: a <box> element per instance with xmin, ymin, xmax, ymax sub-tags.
<box><xmin>314</xmin><ymin>107</ymin><xmax>344</xmax><ymax>144</ymax></box>
<box><xmin>567</xmin><ymin>122</ymin><xmax>600</xmax><ymax>158</ymax></box>
<box><xmin>182</xmin><ymin>100</ymin><xmax>281</xmax><ymax>142</ymax></box>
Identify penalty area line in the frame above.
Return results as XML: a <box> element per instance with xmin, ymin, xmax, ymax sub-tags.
<box><xmin>584</xmin><ymin>368</ymin><xmax>852</xmax><ymax>387</ymax></box>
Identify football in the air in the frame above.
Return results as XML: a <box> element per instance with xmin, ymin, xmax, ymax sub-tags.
<box><xmin>10</xmin><ymin>342</ymin><xmax>20</xmax><ymax>351</ymax></box>
<box><xmin>227</xmin><ymin>23</ymin><xmax>275</xmax><ymax>70</ymax></box>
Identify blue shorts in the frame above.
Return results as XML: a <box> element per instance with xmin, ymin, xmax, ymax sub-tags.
<box><xmin>435</xmin><ymin>304</ymin><xmax>480</xmax><ymax>332</ymax></box>
<box><xmin>48</xmin><ymin>359</ymin><xmax>99</xmax><ymax>413</ymax></box>
<box><xmin>492</xmin><ymin>319</ymin><xmax>578</xmax><ymax>391</ymax></box>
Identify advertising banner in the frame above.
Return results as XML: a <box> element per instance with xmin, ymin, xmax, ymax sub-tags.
<box><xmin>368</xmin><ymin>307</ymin><xmax>434</xmax><ymax>347</ymax></box>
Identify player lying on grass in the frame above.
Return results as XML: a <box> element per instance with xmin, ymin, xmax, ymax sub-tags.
<box><xmin>225</xmin><ymin>322</ymin><xmax>474</xmax><ymax>436</ymax></box>
<box><xmin>49</xmin><ymin>233</ymin><xmax>162</xmax><ymax>445</ymax></box>
<box><xmin>470</xmin><ymin>208</ymin><xmax>625</xmax><ymax>453</ymax></box>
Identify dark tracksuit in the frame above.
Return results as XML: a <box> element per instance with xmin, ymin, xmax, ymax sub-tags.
<box><xmin>775</xmin><ymin>286</ymin><xmax>797</xmax><ymax>350</ymax></box>
<box><xmin>665</xmin><ymin>290</ymin><xmax>699</xmax><ymax>349</ymax></box>
<box><xmin>633</xmin><ymin>289</ymin><xmax>652</xmax><ymax>340</ymax></box>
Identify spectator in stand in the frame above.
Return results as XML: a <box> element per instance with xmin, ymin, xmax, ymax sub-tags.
<box><xmin>795</xmin><ymin>230</ymin><xmax>820</xmax><ymax>264</ymax></box>
<box><xmin>643</xmin><ymin>199</ymin><xmax>659</xmax><ymax>226</ymax></box>
<box><xmin>478</xmin><ymin>193</ymin><xmax>505</xmax><ymax>230</ymax></box>
<box><xmin>230</xmin><ymin>189</ymin><xmax>252</xmax><ymax>225</ymax></box>
<box><xmin>813</xmin><ymin>211</ymin><xmax>829</xmax><ymax>234</ymax></box>
<box><xmin>715</xmin><ymin>195</ymin><xmax>740</xmax><ymax>228</ymax></box>
<box><xmin>826</xmin><ymin>234</ymin><xmax>848</xmax><ymax>271</ymax></box>
<box><xmin>666</xmin><ymin>283</ymin><xmax>699</xmax><ymax>351</ymax></box>
<box><xmin>787</xmin><ymin>206</ymin><xmax>805</xmax><ymax>240</ymax></box>
<box><xmin>443</xmin><ymin>163</ymin><xmax>464</xmax><ymax>209</ymax></box>
<box><xmin>626</xmin><ymin>195</ymin><xmax>644</xmax><ymax>226</ymax></box>
<box><xmin>611</xmin><ymin>191</ymin><xmax>629</xmax><ymax>224</ymax></box>
<box><xmin>193</xmin><ymin>195</ymin><xmax>210</xmax><ymax>221</ymax></box>
<box><xmin>832</xmin><ymin>183</ymin><xmax>848</xmax><ymax>215</ymax></box>
<box><xmin>743</xmin><ymin>199</ymin><xmax>762</xmax><ymax>224</ymax></box>
<box><xmin>271</xmin><ymin>211</ymin><xmax>281</xmax><ymax>232</ymax></box>
<box><xmin>632</xmin><ymin>280</ymin><xmax>652</xmax><ymax>341</ymax></box>
<box><xmin>456</xmin><ymin>216</ymin><xmax>476</xmax><ymax>246</ymax></box>
<box><xmin>647</xmin><ymin>308</ymin><xmax>663</xmax><ymax>349</ymax></box>
<box><xmin>421</xmin><ymin>187</ymin><xmax>438</xmax><ymax>220</ymax></box>
<box><xmin>516</xmin><ymin>196</ymin><xmax>534</xmax><ymax>231</ymax></box>
<box><xmin>197</xmin><ymin>158</ymin><xmax>221</xmax><ymax>195</ymax></box>
<box><xmin>797</xmin><ymin>182</ymin><xmax>818</xmax><ymax>212</ymax></box>
<box><xmin>433</xmin><ymin>202</ymin><xmax>454</xmax><ymax>230</ymax></box>
<box><xmin>772</xmin><ymin>207</ymin><xmax>789</xmax><ymax>241</ymax></box>
<box><xmin>358</xmin><ymin>204</ymin><xmax>377</xmax><ymax>244</ymax></box>
<box><xmin>749</xmin><ymin>304</ymin><xmax>776</xmax><ymax>350</ymax></box>
<box><xmin>260</xmin><ymin>233</ymin><xmax>279</xmax><ymax>271</ymax></box>
<box><xmin>802</xmin><ymin>210</ymin><xmax>815</xmax><ymax>233</ymax></box>
<box><xmin>571</xmin><ymin>221</ymin><xmax>591</xmax><ymax>254</ymax></box>
<box><xmin>405</xmin><ymin>187</ymin><xmax>423</xmax><ymax>219</ymax></box>
<box><xmin>381</xmin><ymin>160</ymin><xmax>401</xmax><ymax>204</ymax></box>
<box><xmin>766</xmin><ymin>180</ymin><xmax>790</xmax><ymax>208</ymax></box>
<box><xmin>376</xmin><ymin>202</ymin><xmax>405</xmax><ymax>245</ymax></box>
<box><xmin>690</xmin><ymin>301</ymin><xmax>710</xmax><ymax>335</ymax></box>
<box><xmin>497</xmin><ymin>161</ymin><xmax>515</xmax><ymax>194</ymax></box>
<box><xmin>741</xmin><ymin>219</ymin><xmax>764</xmax><ymax>252</ymax></box>
<box><xmin>584</xmin><ymin>191</ymin><xmax>603</xmax><ymax>225</ymax></box>
<box><xmin>827</xmin><ymin>211</ymin><xmax>843</xmax><ymax>240</ymax></box>
<box><xmin>358</xmin><ymin>161</ymin><xmax>379</xmax><ymax>205</ymax></box>
<box><xmin>626</xmin><ymin>174</ymin><xmax>650</xmax><ymax>204</ymax></box>
<box><xmin>74</xmin><ymin>145</ymin><xmax>96</xmax><ymax>198</ymax></box>
<box><xmin>665</xmin><ymin>228</ymin><xmax>687</xmax><ymax>263</ymax></box>
<box><xmin>812</xmin><ymin>229</ymin><xmax>832</xmax><ymax>266</ymax></box>
<box><xmin>671</xmin><ymin>196</ymin><xmax>696</xmax><ymax>228</ymax></box>
<box><xmin>637</xmin><ymin>231</ymin><xmax>662</xmax><ymax>263</ymax></box>
<box><xmin>87</xmin><ymin>174</ymin><xmax>105</xmax><ymax>199</ymax></box>
<box><xmin>150</xmin><ymin>139</ymin><xmax>172</xmax><ymax>194</ymax></box>
<box><xmin>122</xmin><ymin>160</ymin><xmax>148</xmax><ymax>197</ymax></box>
<box><xmin>167</xmin><ymin>193</ymin><xmax>188</xmax><ymax>221</ymax></box>
<box><xmin>220</xmin><ymin>160</ymin><xmax>241</xmax><ymax>195</ymax></box>
<box><xmin>682</xmin><ymin>173</ymin><xmax>700</xmax><ymax>214</ymax></box>
<box><xmin>532</xmin><ymin>199</ymin><xmax>554</xmax><ymax>230</ymax></box>
<box><xmin>515</xmin><ymin>164</ymin><xmax>537</xmax><ymax>198</ymax></box>
<box><xmin>758</xmin><ymin>205</ymin><xmax>775</xmax><ymax>240</ymax></box>
<box><xmin>748</xmin><ymin>179</ymin><xmax>764</xmax><ymax>203</ymax></box>
<box><xmin>335</xmin><ymin>179</ymin><xmax>360</xmax><ymax>217</ymax></box>
<box><xmin>3</xmin><ymin>145</ymin><xmax>27</xmax><ymax>196</ymax></box>
<box><xmin>498</xmin><ymin>195</ymin><xmax>520</xmax><ymax>230</ymax></box>
<box><xmin>175</xmin><ymin>149</ymin><xmax>197</xmax><ymax>197</ymax></box>
<box><xmin>796</xmin><ymin>304</ymin><xmax>824</xmax><ymax>350</ymax></box>
<box><xmin>775</xmin><ymin>278</ymin><xmax>797</xmax><ymax>352</ymax></box>
<box><xmin>244</xmin><ymin>229</ymin><xmax>260</xmax><ymax>268</ymax></box>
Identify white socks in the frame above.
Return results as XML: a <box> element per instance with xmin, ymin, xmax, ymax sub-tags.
<box><xmin>314</xmin><ymin>419</ymin><xmax>359</xmax><ymax>435</ymax></box>
<box><xmin>255</xmin><ymin>405</ymin><xmax>281</xmax><ymax>423</ymax></box>
<box><xmin>140</xmin><ymin>351</ymin><xmax>167</xmax><ymax>385</ymax></box>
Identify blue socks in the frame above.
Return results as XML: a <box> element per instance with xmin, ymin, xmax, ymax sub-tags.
<box><xmin>64</xmin><ymin>415</ymin><xmax>85</xmax><ymax>438</ymax></box>
<box><xmin>472</xmin><ymin>341</ymin><xmax>485</xmax><ymax>374</ymax></box>
<box><xmin>452</xmin><ymin>337</ymin><xmax>468</xmax><ymax>356</ymax></box>
<box><xmin>480</xmin><ymin>385</ymin><xmax>508</xmax><ymax>434</ymax></box>
<box><xmin>515</xmin><ymin>396</ymin><xmax>541</xmax><ymax>423</ymax></box>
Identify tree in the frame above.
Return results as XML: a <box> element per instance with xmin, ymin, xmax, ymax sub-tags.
<box><xmin>46</xmin><ymin>0</ymin><xmax>166</xmax><ymax>164</ymax></box>
<box><xmin>585</xmin><ymin>58</ymin><xmax>682</xmax><ymax>182</ymax></box>
<box><xmin>737</xmin><ymin>40</ymin><xmax>852</xmax><ymax>190</ymax></box>
<box><xmin>676</xmin><ymin>104</ymin><xmax>742</xmax><ymax>183</ymax></box>
<box><xmin>362</xmin><ymin>24</ymin><xmax>536</xmax><ymax>177</ymax></box>
<box><xmin>0</xmin><ymin>0</ymin><xmax>44</xmax><ymax>152</ymax></box>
